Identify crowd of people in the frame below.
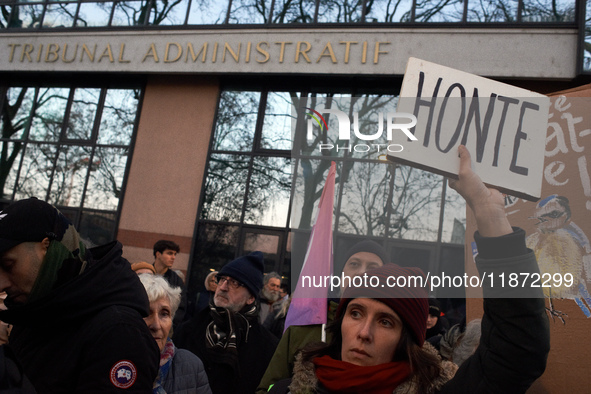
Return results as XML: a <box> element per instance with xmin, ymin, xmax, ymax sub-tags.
<box><xmin>0</xmin><ymin>146</ymin><xmax>551</xmax><ymax>393</ymax></box>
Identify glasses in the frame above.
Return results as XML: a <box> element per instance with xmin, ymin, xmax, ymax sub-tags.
<box><xmin>216</xmin><ymin>275</ymin><xmax>245</xmax><ymax>290</ymax></box>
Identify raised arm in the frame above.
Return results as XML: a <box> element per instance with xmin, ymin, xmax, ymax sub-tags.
<box><xmin>442</xmin><ymin>145</ymin><xmax>550</xmax><ymax>393</ymax></box>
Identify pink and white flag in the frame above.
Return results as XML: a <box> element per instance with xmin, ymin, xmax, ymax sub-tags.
<box><xmin>284</xmin><ymin>161</ymin><xmax>336</xmax><ymax>332</ymax></box>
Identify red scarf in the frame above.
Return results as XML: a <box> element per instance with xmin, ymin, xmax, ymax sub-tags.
<box><xmin>313</xmin><ymin>355</ymin><xmax>411</xmax><ymax>394</ymax></box>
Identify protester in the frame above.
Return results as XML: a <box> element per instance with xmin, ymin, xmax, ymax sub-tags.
<box><xmin>279</xmin><ymin>283</ymin><xmax>290</xmax><ymax>302</ymax></box>
<box><xmin>152</xmin><ymin>240</ymin><xmax>186</xmax><ymax>326</ymax></box>
<box><xmin>426</xmin><ymin>298</ymin><xmax>448</xmax><ymax>350</ymax></box>
<box><xmin>131</xmin><ymin>261</ymin><xmax>156</xmax><ymax>275</ymax></box>
<box><xmin>191</xmin><ymin>271</ymin><xmax>219</xmax><ymax>316</ymax></box>
<box><xmin>267</xmin><ymin>145</ymin><xmax>550</xmax><ymax>393</ymax></box>
<box><xmin>257</xmin><ymin>240</ymin><xmax>388</xmax><ymax>393</ymax></box>
<box><xmin>0</xmin><ymin>197</ymin><xmax>159</xmax><ymax>392</ymax></box>
<box><xmin>269</xmin><ymin>295</ymin><xmax>291</xmax><ymax>339</ymax></box>
<box><xmin>174</xmin><ymin>251</ymin><xmax>279</xmax><ymax>394</ymax></box>
<box><xmin>260</xmin><ymin>272</ymin><xmax>282</xmax><ymax>327</ymax></box>
<box><xmin>138</xmin><ymin>274</ymin><xmax>211</xmax><ymax>394</ymax></box>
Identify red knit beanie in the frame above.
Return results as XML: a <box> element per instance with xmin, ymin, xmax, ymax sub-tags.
<box><xmin>337</xmin><ymin>263</ymin><xmax>429</xmax><ymax>346</ymax></box>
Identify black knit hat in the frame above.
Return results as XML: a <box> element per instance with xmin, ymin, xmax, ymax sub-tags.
<box><xmin>429</xmin><ymin>298</ymin><xmax>442</xmax><ymax>317</ymax></box>
<box><xmin>219</xmin><ymin>251</ymin><xmax>265</xmax><ymax>298</ymax></box>
<box><xmin>342</xmin><ymin>240</ymin><xmax>389</xmax><ymax>267</ymax></box>
<box><xmin>0</xmin><ymin>197</ymin><xmax>61</xmax><ymax>255</ymax></box>
<box><xmin>338</xmin><ymin>263</ymin><xmax>429</xmax><ymax>346</ymax></box>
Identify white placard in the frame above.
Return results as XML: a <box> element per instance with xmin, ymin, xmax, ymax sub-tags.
<box><xmin>390</xmin><ymin>57</ymin><xmax>550</xmax><ymax>201</ymax></box>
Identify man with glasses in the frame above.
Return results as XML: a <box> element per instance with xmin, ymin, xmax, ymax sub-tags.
<box><xmin>174</xmin><ymin>251</ymin><xmax>279</xmax><ymax>394</ymax></box>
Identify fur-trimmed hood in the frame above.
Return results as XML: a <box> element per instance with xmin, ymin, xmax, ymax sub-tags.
<box><xmin>288</xmin><ymin>342</ymin><xmax>458</xmax><ymax>394</ymax></box>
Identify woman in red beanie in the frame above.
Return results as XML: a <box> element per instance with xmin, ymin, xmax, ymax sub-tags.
<box><xmin>267</xmin><ymin>146</ymin><xmax>550</xmax><ymax>393</ymax></box>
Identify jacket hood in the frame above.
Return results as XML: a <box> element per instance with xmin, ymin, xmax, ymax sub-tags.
<box><xmin>0</xmin><ymin>241</ymin><xmax>150</xmax><ymax>326</ymax></box>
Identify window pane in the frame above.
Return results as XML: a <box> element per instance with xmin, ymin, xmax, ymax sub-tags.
<box><xmin>272</xmin><ymin>0</ymin><xmax>314</xmax><ymax>23</ymax></box>
<box><xmin>12</xmin><ymin>4</ymin><xmax>44</xmax><ymax>28</ymax></box>
<box><xmin>1</xmin><ymin>5</ymin><xmax>14</xmax><ymax>28</ymax></box>
<box><xmin>76</xmin><ymin>2</ymin><xmax>112</xmax><ymax>27</ymax></box>
<box><xmin>0</xmin><ymin>141</ymin><xmax>24</xmax><ymax>199</ymax></box>
<box><xmin>261</xmin><ymin>91</ymin><xmax>294</xmax><ymax>150</ymax></box>
<box><xmin>1</xmin><ymin>87</ymin><xmax>36</xmax><ymax>140</ymax></box>
<box><xmin>242</xmin><ymin>232</ymin><xmax>280</xmax><ymax>272</ymax></box>
<box><xmin>585</xmin><ymin>1</ymin><xmax>591</xmax><ymax>72</ymax></box>
<box><xmin>112</xmin><ymin>1</ymin><xmax>150</xmax><ymax>26</ymax></box>
<box><xmin>66</xmin><ymin>88</ymin><xmax>100</xmax><ymax>140</ymax></box>
<box><xmin>48</xmin><ymin>145</ymin><xmax>91</xmax><ymax>207</ymax></box>
<box><xmin>201</xmin><ymin>153</ymin><xmax>249</xmax><ymax>222</ymax></box>
<box><xmin>438</xmin><ymin>245</ymin><xmax>466</xmax><ymax>297</ymax></box>
<box><xmin>212</xmin><ymin>91</ymin><xmax>260</xmax><ymax>151</ymax></box>
<box><xmin>79</xmin><ymin>210</ymin><xmax>117</xmax><ymax>245</ymax></box>
<box><xmin>389</xmin><ymin>165</ymin><xmax>442</xmax><ymax>241</ymax></box>
<box><xmin>317</xmin><ymin>0</ymin><xmax>363</xmax><ymax>22</ymax></box>
<box><xmin>414</xmin><ymin>0</ymin><xmax>464</xmax><ymax>22</ymax></box>
<box><xmin>228</xmin><ymin>0</ymin><xmax>270</xmax><ymax>23</ymax></box>
<box><xmin>43</xmin><ymin>2</ymin><xmax>77</xmax><ymax>28</ymax></box>
<box><xmin>338</xmin><ymin>160</ymin><xmax>390</xmax><ymax>237</ymax></box>
<box><xmin>521</xmin><ymin>0</ymin><xmax>575</xmax><ymax>22</ymax></box>
<box><xmin>84</xmin><ymin>147</ymin><xmax>128</xmax><ymax>210</ymax></box>
<box><xmin>291</xmin><ymin>159</ymin><xmax>338</xmax><ymax>230</ymax></box>
<box><xmin>153</xmin><ymin>0</ymin><xmax>190</xmax><ymax>25</ymax></box>
<box><xmin>441</xmin><ymin>185</ymin><xmax>465</xmax><ymax>244</ymax></box>
<box><xmin>467</xmin><ymin>0</ymin><xmax>517</xmax><ymax>22</ymax></box>
<box><xmin>97</xmin><ymin>89</ymin><xmax>139</xmax><ymax>145</ymax></box>
<box><xmin>244</xmin><ymin>156</ymin><xmax>291</xmax><ymax>227</ymax></box>
<box><xmin>187</xmin><ymin>0</ymin><xmax>227</xmax><ymax>24</ymax></box>
<box><xmin>14</xmin><ymin>142</ymin><xmax>58</xmax><ymax>200</ymax></box>
<box><xmin>29</xmin><ymin>87</ymin><xmax>70</xmax><ymax>142</ymax></box>
<box><xmin>365</xmin><ymin>0</ymin><xmax>413</xmax><ymax>22</ymax></box>
<box><xmin>390</xmin><ymin>245</ymin><xmax>431</xmax><ymax>274</ymax></box>
<box><xmin>189</xmin><ymin>223</ymin><xmax>240</xmax><ymax>293</ymax></box>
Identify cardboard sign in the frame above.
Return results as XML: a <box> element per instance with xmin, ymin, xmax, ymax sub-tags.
<box><xmin>390</xmin><ymin>57</ymin><xmax>550</xmax><ymax>201</ymax></box>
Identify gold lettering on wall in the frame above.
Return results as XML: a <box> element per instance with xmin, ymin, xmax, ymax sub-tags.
<box><xmin>340</xmin><ymin>41</ymin><xmax>358</xmax><ymax>64</ymax></box>
<box><xmin>245</xmin><ymin>42</ymin><xmax>252</xmax><ymax>63</ymax></box>
<box><xmin>46</xmin><ymin>44</ymin><xmax>59</xmax><ymax>62</ymax></box>
<box><xmin>186</xmin><ymin>43</ymin><xmax>207</xmax><ymax>63</ymax></box>
<box><xmin>36</xmin><ymin>44</ymin><xmax>43</xmax><ymax>62</ymax></box>
<box><xmin>316</xmin><ymin>42</ymin><xmax>337</xmax><ymax>63</ymax></box>
<box><xmin>81</xmin><ymin>44</ymin><xmax>96</xmax><ymax>62</ymax></box>
<box><xmin>212</xmin><ymin>42</ymin><xmax>218</xmax><ymax>63</ymax></box>
<box><xmin>361</xmin><ymin>41</ymin><xmax>368</xmax><ymax>64</ymax></box>
<box><xmin>275</xmin><ymin>41</ymin><xmax>292</xmax><ymax>63</ymax></box>
<box><xmin>373</xmin><ymin>41</ymin><xmax>390</xmax><ymax>64</ymax></box>
<box><xmin>223</xmin><ymin>42</ymin><xmax>241</xmax><ymax>63</ymax></box>
<box><xmin>165</xmin><ymin>42</ymin><xmax>182</xmax><ymax>63</ymax></box>
<box><xmin>143</xmin><ymin>44</ymin><xmax>159</xmax><ymax>62</ymax></box>
<box><xmin>296</xmin><ymin>41</ymin><xmax>311</xmax><ymax>63</ymax></box>
<box><xmin>7</xmin><ymin>43</ymin><xmax>18</xmax><ymax>62</ymax></box>
<box><xmin>62</xmin><ymin>44</ymin><xmax>78</xmax><ymax>63</ymax></box>
<box><xmin>119</xmin><ymin>43</ymin><xmax>131</xmax><ymax>63</ymax></box>
<box><xmin>22</xmin><ymin>44</ymin><xmax>33</xmax><ymax>62</ymax></box>
<box><xmin>256</xmin><ymin>42</ymin><xmax>270</xmax><ymax>63</ymax></box>
<box><xmin>4</xmin><ymin>39</ymin><xmax>393</xmax><ymax>68</ymax></box>
<box><xmin>98</xmin><ymin>44</ymin><xmax>114</xmax><ymax>63</ymax></box>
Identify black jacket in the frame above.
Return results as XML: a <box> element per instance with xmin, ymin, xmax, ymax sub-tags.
<box><xmin>174</xmin><ymin>306</ymin><xmax>279</xmax><ymax>394</ymax></box>
<box><xmin>0</xmin><ymin>241</ymin><xmax>160</xmax><ymax>393</ymax></box>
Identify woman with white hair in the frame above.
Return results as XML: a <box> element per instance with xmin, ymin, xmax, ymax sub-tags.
<box><xmin>139</xmin><ymin>274</ymin><xmax>212</xmax><ymax>394</ymax></box>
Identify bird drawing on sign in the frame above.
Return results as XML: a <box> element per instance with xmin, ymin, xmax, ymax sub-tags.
<box><xmin>526</xmin><ymin>195</ymin><xmax>591</xmax><ymax>323</ymax></box>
